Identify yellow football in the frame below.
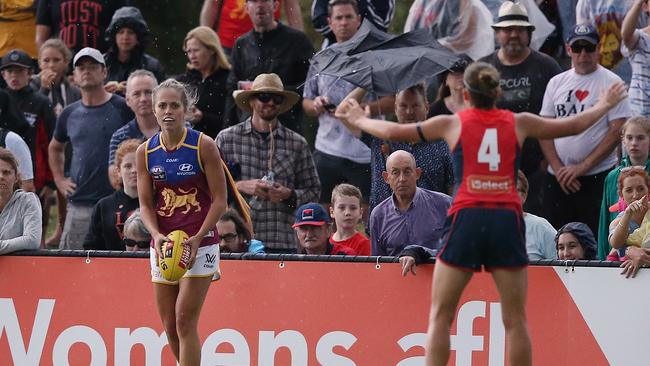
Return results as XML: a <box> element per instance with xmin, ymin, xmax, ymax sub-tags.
<box><xmin>159</xmin><ymin>230</ymin><xmax>191</xmax><ymax>281</ymax></box>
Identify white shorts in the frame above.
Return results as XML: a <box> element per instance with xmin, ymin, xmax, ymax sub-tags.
<box><xmin>150</xmin><ymin>244</ymin><xmax>221</xmax><ymax>285</ymax></box>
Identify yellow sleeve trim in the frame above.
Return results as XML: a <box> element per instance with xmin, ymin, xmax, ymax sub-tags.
<box><xmin>197</xmin><ymin>132</ymin><xmax>205</xmax><ymax>172</ymax></box>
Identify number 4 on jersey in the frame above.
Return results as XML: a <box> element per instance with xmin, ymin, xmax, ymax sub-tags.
<box><xmin>478</xmin><ymin>128</ymin><xmax>501</xmax><ymax>171</ymax></box>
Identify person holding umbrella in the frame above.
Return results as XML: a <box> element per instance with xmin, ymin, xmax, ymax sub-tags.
<box><xmin>303</xmin><ymin>0</ymin><xmax>394</xmax><ymax>212</ymax></box>
<box><xmin>335</xmin><ymin>61</ymin><xmax>627</xmax><ymax>366</ymax></box>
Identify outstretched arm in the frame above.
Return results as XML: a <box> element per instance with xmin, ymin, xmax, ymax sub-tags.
<box><xmin>336</xmin><ymin>98</ymin><xmax>458</xmax><ymax>145</ymax></box>
<box><xmin>516</xmin><ymin>82</ymin><xmax>627</xmax><ymax>140</ymax></box>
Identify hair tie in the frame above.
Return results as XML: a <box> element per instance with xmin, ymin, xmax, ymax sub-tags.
<box><xmin>463</xmin><ymin>80</ymin><xmax>494</xmax><ymax>97</ymax></box>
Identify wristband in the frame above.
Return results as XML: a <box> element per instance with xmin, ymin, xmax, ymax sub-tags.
<box><xmin>415</xmin><ymin>122</ymin><xmax>427</xmax><ymax>143</ymax></box>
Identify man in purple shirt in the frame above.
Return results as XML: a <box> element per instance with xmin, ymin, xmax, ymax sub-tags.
<box><xmin>369</xmin><ymin>150</ymin><xmax>452</xmax><ymax>256</ymax></box>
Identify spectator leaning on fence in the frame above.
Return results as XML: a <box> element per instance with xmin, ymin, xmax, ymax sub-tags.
<box><xmin>369</xmin><ymin>150</ymin><xmax>452</xmax><ymax>256</ymax></box>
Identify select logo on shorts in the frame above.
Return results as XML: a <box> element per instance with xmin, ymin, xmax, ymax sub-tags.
<box><xmin>467</xmin><ymin>175</ymin><xmax>511</xmax><ymax>194</ymax></box>
<box><xmin>151</xmin><ymin>165</ymin><xmax>166</xmax><ymax>181</ymax></box>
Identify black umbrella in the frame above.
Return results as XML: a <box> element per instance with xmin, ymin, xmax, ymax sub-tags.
<box><xmin>310</xmin><ymin>20</ymin><xmax>396</xmax><ymax>72</ymax></box>
<box><xmin>311</xmin><ymin>22</ymin><xmax>462</xmax><ymax>96</ymax></box>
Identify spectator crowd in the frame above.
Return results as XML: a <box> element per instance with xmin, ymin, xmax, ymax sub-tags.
<box><xmin>2</xmin><ymin>0</ymin><xmax>650</xmax><ymax>277</ymax></box>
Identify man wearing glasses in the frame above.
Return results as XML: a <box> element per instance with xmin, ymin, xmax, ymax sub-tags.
<box><xmin>216</xmin><ymin>73</ymin><xmax>320</xmax><ymax>254</ymax></box>
<box><xmin>539</xmin><ymin>23</ymin><xmax>631</xmax><ymax>235</ymax></box>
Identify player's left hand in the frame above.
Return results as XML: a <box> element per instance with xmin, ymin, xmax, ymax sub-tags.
<box><xmin>184</xmin><ymin>235</ymin><xmax>202</xmax><ymax>269</ymax></box>
<box><xmin>335</xmin><ymin>98</ymin><xmax>370</xmax><ymax>125</ymax></box>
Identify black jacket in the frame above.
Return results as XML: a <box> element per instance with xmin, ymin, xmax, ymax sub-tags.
<box><xmin>103</xmin><ymin>6</ymin><xmax>165</xmax><ymax>83</ymax></box>
<box><xmin>225</xmin><ymin>22</ymin><xmax>314</xmax><ymax>133</ymax></box>
<box><xmin>0</xmin><ymin>89</ymin><xmax>29</xmax><ymax>136</ymax></box>
<box><xmin>104</xmin><ymin>52</ymin><xmax>165</xmax><ymax>83</ymax></box>
<box><xmin>177</xmin><ymin>68</ymin><xmax>229</xmax><ymax>139</ymax></box>
<box><xmin>84</xmin><ymin>189</ymin><xmax>140</xmax><ymax>251</ymax></box>
<box><xmin>6</xmin><ymin>86</ymin><xmax>56</xmax><ymax>189</ymax></box>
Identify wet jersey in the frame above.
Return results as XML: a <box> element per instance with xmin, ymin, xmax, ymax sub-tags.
<box><xmin>145</xmin><ymin>128</ymin><xmax>216</xmax><ymax>247</ymax></box>
<box><xmin>449</xmin><ymin>108</ymin><xmax>522</xmax><ymax>215</ymax></box>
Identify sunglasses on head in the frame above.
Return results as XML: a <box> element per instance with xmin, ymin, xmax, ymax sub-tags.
<box><xmin>219</xmin><ymin>233</ymin><xmax>238</xmax><ymax>242</ymax></box>
<box><xmin>621</xmin><ymin>166</ymin><xmax>647</xmax><ymax>173</ymax></box>
<box><xmin>255</xmin><ymin>93</ymin><xmax>285</xmax><ymax>105</ymax></box>
<box><xmin>570</xmin><ymin>43</ymin><xmax>597</xmax><ymax>54</ymax></box>
<box><xmin>124</xmin><ymin>238</ymin><xmax>150</xmax><ymax>249</ymax></box>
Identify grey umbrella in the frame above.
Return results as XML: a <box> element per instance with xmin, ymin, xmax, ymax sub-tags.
<box><xmin>310</xmin><ymin>20</ymin><xmax>396</xmax><ymax>72</ymax></box>
<box><xmin>311</xmin><ymin>21</ymin><xmax>462</xmax><ymax>97</ymax></box>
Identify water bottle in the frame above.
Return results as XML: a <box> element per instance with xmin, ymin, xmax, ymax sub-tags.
<box><xmin>249</xmin><ymin>171</ymin><xmax>275</xmax><ymax>210</ymax></box>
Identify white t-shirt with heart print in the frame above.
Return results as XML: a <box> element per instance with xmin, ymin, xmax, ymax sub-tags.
<box><xmin>540</xmin><ymin>65</ymin><xmax>631</xmax><ymax>176</ymax></box>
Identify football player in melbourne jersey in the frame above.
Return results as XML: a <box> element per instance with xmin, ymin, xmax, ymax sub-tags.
<box><xmin>136</xmin><ymin>79</ymin><xmax>227</xmax><ymax>366</ymax></box>
<box><xmin>336</xmin><ymin>62</ymin><xmax>627</xmax><ymax>366</ymax></box>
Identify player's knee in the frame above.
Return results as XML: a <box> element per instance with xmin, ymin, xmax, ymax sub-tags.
<box><xmin>429</xmin><ymin>304</ymin><xmax>455</xmax><ymax>327</ymax></box>
<box><xmin>501</xmin><ymin>310</ymin><xmax>527</xmax><ymax>331</ymax></box>
<box><xmin>175</xmin><ymin>311</ymin><xmax>199</xmax><ymax>337</ymax></box>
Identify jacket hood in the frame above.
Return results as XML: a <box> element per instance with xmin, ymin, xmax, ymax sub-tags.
<box><xmin>555</xmin><ymin>222</ymin><xmax>598</xmax><ymax>260</ymax></box>
<box><xmin>105</xmin><ymin>7</ymin><xmax>149</xmax><ymax>45</ymax></box>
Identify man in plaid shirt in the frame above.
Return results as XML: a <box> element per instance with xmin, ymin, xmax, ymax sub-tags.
<box><xmin>216</xmin><ymin>73</ymin><xmax>320</xmax><ymax>253</ymax></box>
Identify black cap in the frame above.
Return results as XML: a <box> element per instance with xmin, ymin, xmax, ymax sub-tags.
<box><xmin>0</xmin><ymin>49</ymin><xmax>33</xmax><ymax>71</ymax></box>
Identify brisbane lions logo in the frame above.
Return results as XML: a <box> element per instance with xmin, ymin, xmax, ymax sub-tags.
<box><xmin>157</xmin><ymin>188</ymin><xmax>201</xmax><ymax>217</ymax></box>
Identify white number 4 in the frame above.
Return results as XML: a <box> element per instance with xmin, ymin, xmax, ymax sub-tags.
<box><xmin>478</xmin><ymin>128</ymin><xmax>501</xmax><ymax>171</ymax></box>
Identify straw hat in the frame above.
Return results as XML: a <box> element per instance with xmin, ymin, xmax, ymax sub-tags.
<box><xmin>233</xmin><ymin>73</ymin><xmax>300</xmax><ymax>114</ymax></box>
<box><xmin>491</xmin><ymin>1</ymin><xmax>535</xmax><ymax>30</ymax></box>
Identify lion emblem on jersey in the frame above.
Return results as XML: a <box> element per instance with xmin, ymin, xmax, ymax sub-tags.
<box><xmin>157</xmin><ymin>188</ymin><xmax>201</xmax><ymax>217</ymax></box>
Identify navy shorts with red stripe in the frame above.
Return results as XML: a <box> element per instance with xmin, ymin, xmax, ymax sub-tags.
<box><xmin>437</xmin><ymin>207</ymin><xmax>528</xmax><ymax>271</ymax></box>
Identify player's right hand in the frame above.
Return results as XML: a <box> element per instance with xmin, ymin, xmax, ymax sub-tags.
<box><xmin>152</xmin><ymin>232</ymin><xmax>171</xmax><ymax>263</ymax></box>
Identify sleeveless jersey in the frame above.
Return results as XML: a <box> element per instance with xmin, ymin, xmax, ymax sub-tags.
<box><xmin>449</xmin><ymin>108</ymin><xmax>522</xmax><ymax>215</ymax></box>
<box><xmin>145</xmin><ymin>128</ymin><xmax>217</xmax><ymax>247</ymax></box>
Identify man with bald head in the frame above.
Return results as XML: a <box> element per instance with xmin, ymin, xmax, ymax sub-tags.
<box><xmin>369</xmin><ymin>150</ymin><xmax>452</xmax><ymax>256</ymax></box>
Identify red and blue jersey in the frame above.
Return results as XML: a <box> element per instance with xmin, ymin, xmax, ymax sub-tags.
<box><xmin>145</xmin><ymin>128</ymin><xmax>217</xmax><ymax>247</ymax></box>
<box><xmin>449</xmin><ymin>108</ymin><xmax>522</xmax><ymax>215</ymax></box>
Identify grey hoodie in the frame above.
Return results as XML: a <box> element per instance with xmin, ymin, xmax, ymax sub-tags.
<box><xmin>0</xmin><ymin>190</ymin><xmax>41</xmax><ymax>255</ymax></box>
